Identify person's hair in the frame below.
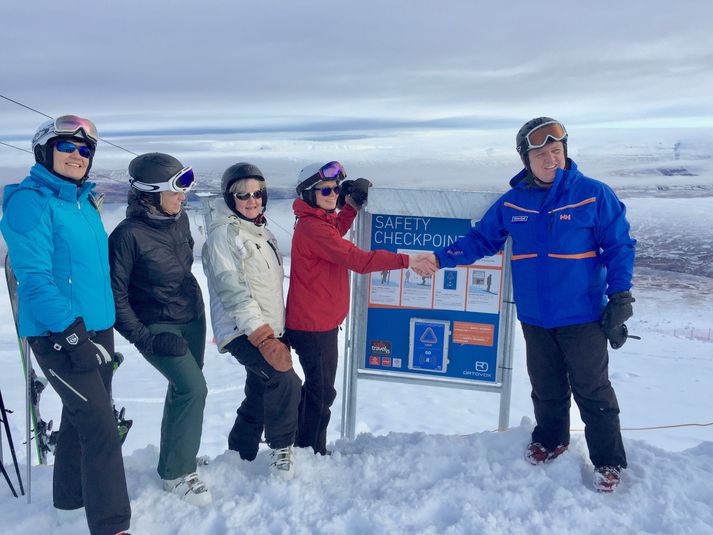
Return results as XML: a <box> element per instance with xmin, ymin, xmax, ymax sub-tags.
<box><xmin>229</xmin><ymin>178</ymin><xmax>264</xmax><ymax>196</ymax></box>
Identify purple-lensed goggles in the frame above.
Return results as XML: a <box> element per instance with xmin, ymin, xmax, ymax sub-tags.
<box><xmin>314</xmin><ymin>161</ymin><xmax>346</xmax><ymax>181</ymax></box>
<box><xmin>130</xmin><ymin>167</ymin><xmax>196</xmax><ymax>193</ymax></box>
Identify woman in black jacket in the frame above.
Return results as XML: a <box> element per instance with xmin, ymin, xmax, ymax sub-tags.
<box><xmin>108</xmin><ymin>153</ymin><xmax>211</xmax><ymax>507</ymax></box>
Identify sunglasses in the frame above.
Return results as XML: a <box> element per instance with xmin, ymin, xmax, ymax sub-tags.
<box><xmin>234</xmin><ymin>190</ymin><xmax>264</xmax><ymax>201</ymax></box>
<box><xmin>55</xmin><ymin>140</ymin><xmax>93</xmax><ymax>158</ymax></box>
<box><xmin>317</xmin><ymin>185</ymin><xmax>341</xmax><ymax>196</ymax></box>
<box><xmin>524</xmin><ymin>121</ymin><xmax>567</xmax><ymax>150</ymax></box>
<box><xmin>130</xmin><ymin>167</ymin><xmax>196</xmax><ymax>193</ymax></box>
<box><xmin>54</xmin><ymin>115</ymin><xmax>99</xmax><ymax>145</ymax></box>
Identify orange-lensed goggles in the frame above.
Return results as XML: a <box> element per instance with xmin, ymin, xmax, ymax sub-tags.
<box><xmin>524</xmin><ymin>121</ymin><xmax>567</xmax><ymax>150</ymax></box>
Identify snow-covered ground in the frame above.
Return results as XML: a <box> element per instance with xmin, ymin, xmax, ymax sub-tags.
<box><xmin>0</xmin><ymin>187</ymin><xmax>712</xmax><ymax>534</ymax></box>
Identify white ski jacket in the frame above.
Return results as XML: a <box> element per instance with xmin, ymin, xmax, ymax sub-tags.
<box><xmin>202</xmin><ymin>199</ymin><xmax>285</xmax><ymax>352</ymax></box>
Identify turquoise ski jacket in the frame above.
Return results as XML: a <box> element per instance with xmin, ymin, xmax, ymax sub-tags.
<box><xmin>1</xmin><ymin>163</ymin><xmax>115</xmax><ymax>336</ymax></box>
<box><xmin>435</xmin><ymin>160</ymin><xmax>635</xmax><ymax>328</ymax></box>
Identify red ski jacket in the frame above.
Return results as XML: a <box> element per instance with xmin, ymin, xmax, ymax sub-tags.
<box><xmin>286</xmin><ymin>199</ymin><xmax>409</xmax><ymax>332</ymax></box>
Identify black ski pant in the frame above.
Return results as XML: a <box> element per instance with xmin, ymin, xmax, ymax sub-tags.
<box><xmin>143</xmin><ymin>316</ymin><xmax>207</xmax><ymax>480</ymax></box>
<box><xmin>30</xmin><ymin>328</ymin><xmax>131</xmax><ymax>535</ymax></box>
<box><xmin>225</xmin><ymin>335</ymin><xmax>301</xmax><ymax>459</ymax></box>
<box><xmin>522</xmin><ymin>321</ymin><xmax>627</xmax><ymax>469</ymax></box>
<box><xmin>286</xmin><ymin>327</ymin><xmax>339</xmax><ymax>456</ymax></box>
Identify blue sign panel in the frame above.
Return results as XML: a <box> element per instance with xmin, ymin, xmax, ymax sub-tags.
<box><xmin>363</xmin><ymin>214</ymin><xmax>504</xmax><ymax>384</ymax></box>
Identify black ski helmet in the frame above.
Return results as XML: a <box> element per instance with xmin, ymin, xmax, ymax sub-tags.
<box><xmin>515</xmin><ymin>117</ymin><xmax>568</xmax><ymax>170</ymax></box>
<box><xmin>32</xmin><ymin>115</ymin><xmax>98</xmax><ymax>179</ymax></box>
<box><xmin>221</xmin><ymin>162</ymin><xmax>267</xmax><ymax>213</ymax></box>
<box><xmin>128</xmin><ymin>152</ymin><xmax>189</xmax><ymax>209</ymax></box>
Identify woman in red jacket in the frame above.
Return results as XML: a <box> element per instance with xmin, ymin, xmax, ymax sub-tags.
<box><xmin>286</xmin><ymin>161</ymin><xmax>418</xmax><ymax>455</ymax></box>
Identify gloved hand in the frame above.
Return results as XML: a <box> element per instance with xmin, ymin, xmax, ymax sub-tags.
<box><xmin>150</xmin><ymin>332</ymin><xmax>188</xmax><ymax>357</ymax></box>
<box><xmin>337</xmin><ymin>178</ymin><xmax>372</xmax><ymax>209</ymax></box>
<box><xmin>601</xmin><ymin>291</ymin><xmax>635</xmax><ymax>350</ymax></box>
<box><xmin>49</xmin><ymin>317</ymin><xmax>113</xmax><ymax>372</ymax></box>
<box><xmin>605</xmin><ymin>324</ymin><xmax>629</xmax><ymax>350</ymax></box>
<box><xmin>248</xmin><ymin>324</ymin><xmax>292</xmax><ymax>371</ymax></box>
<box><xmin>258</xmin><ymin>338</ymin><xmax>293</xmax><ymax>371</ymax></box>
<box><xmin>601</xmin><ymin>291</ymin><xmax>635</xmax><ymax>330</ymax></box>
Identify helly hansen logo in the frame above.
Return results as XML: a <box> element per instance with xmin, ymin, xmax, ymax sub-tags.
<box><xmin>560</xmin><ymin>214</ymin><xmax>572</xmax><ymax>220</ymax></box>
<box><xmin>512</xmin><ymin>215</ymin><xmax>528</xmax><ymax>223</ymax></box>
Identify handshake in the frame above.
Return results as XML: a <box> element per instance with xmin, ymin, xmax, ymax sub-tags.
<box><xmin>408</xmin><ymin>252</ymin><xmax>439</xmax><ymax>277</ymax></box>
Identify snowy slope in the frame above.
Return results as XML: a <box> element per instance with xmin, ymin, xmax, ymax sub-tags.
<box><xmin>0</xmin><ymin>192</ymin><xmax>712</xmax><ymax>534</ymax></box>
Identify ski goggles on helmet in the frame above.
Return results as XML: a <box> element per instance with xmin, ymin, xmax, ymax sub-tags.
<box><xmin>523</xmin><ymin>121</ymin><xmax>567</xmax><ymax>151</ymax></box>
<box><xmin>55</xmin><ymin>139</ymin><xmax>93</xmax><ymax>158</ymax></box>
<box><xmin>130</xmin><ymin>166</ymin><xmax>196</xmax><ymax>193</ymax></box>
<box><xmin>53</xmin><ymin>115</ymin><xmax>99</xmax><ymax>146</ymax></box>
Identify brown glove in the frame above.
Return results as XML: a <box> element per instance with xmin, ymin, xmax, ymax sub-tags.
<box><xmin>248</xmin><ymin>324</ymin><xmax>275</xmax><ymax>347</ymax></box>
<box><xmin>259</xmin><ymin>338</ymin><xmax>293</xmax><ymax>372</ymax></box>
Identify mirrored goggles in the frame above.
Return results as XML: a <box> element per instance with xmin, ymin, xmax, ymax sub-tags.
<box><xmin>525</xmin><ymin>121</ymin><xmax>567</xmax><ymax>150</ymax></box>
<box><xmin>234</xmin><ymin>190</ymin><xmax>264</xmax><ymax>201</ymax></box>
<box><xmin>305</xmin><ymin>161</ymin><xmax>346</xmax><ymax>188</ymax></box>
<box><xmin>55</xmin><ymin>139</ymin><xmax>93</xmax><ymax>158</ymax></box>
<box><xmin>54</xmin><ymin>115</ymin><xmax>99</xmax><ymax>145</ymax></box>
<box><xmin>130</xmin><ymin>167</ymin><xmax>196</xmax><ymax>193</ymax></box>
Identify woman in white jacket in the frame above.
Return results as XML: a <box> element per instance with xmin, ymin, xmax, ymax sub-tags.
<box><xmin>202</xmin><ymin>163</ymin><xmax>300</xmax><ymax>478</ymax></box>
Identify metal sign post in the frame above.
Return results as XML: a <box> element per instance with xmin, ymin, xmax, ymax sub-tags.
<box><xmin>341</xmin><ymin>187</ymin><xmax>516</xmax><ymax>439</ymax></box>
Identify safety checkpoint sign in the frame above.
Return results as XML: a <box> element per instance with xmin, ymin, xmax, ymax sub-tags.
<box><xmin>359</xmin><ymin>211</ymin><xmax>508</xmax><ymax>385</ymax></box>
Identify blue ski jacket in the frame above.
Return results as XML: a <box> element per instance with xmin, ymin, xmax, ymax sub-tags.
<box><xmin>435</xmin><ymin>160</ymin><xmax>635</xmax><ymax>328</ymax></box>
<box><xmin>1</xmin><ymin>163</ymin><xmax>115</xmax><ymax>336</ymax></box>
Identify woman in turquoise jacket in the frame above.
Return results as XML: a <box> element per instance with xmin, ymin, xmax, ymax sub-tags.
<box><xmin>1</xmin><ymin>115</ymin><xmax>131</xmax><ymax>535</ymax></box>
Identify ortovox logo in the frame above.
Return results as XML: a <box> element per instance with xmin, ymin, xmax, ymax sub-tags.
<box><xmin>512</xmin><ymin>215</ymin><xmax>528</xmax><ymax>223</ymax></box>
<box><xmin>475</xmin><ymin>361</ymin><xmax>488</xmax><ymax>372</ymax></box>
<box><xmin>66</xmin><ymin>333</ymin><xmax>79</xmax><ymax>346</ymax></box>
<box><xmin>560</xmin><ymin>214</ymin><xmax>571</xmax><ymax>220</ymax></box>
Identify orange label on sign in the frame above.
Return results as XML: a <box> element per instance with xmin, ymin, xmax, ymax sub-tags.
<box><xmin>452</xmin><ymin>321</ymin><xmax>494</xmax><ymax>346</ymax></box>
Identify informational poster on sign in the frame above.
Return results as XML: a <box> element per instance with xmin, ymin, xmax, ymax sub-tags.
<box><xmin>362</xmin><ymin>213</ymin><xmax>506</xmax><ymax>384</ymax></box>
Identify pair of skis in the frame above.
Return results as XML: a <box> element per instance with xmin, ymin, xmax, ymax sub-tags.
<box><xmin>3</xmin><ymin>255</ymin><xmax>132</xmax><ymax>501</ymax></box>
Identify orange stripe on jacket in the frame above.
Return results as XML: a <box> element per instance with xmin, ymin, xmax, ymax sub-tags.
<box><xmin>512</xmin><ymin>253</ymin><xmax>538</xmax><ymax>260</ymax></box>
<box><xmin>503</xmin><ymin>202</ymin><xmax>539</xmax><ymax>214</ymax></box>
<box><xmin>549</xmin><ymin>197</ymin><xmax>596</xmax><ymax>213</ymax></box>
<box><xmin>548</xmin><ymin>251</ymin><xmax>598</xmax><ymax>259</ymax></box>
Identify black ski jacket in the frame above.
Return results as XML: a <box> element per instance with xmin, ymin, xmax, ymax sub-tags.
<box><xmin>108</xmin><ymin>192</ymin><xmax>204</xmax><ymax>349</ymax></box>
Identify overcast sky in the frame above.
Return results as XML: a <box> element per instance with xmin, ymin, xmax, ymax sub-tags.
<box><xmin>1</xmin><ymin>0</ymin><xmax>712</xmax><ymax>173</ymax></box>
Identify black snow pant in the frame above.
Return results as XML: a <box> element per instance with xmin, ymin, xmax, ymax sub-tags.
<box><xmin>286</xmin><ymin>327</ymin><xmax>339</xmax><ymax>456</ymax></box>
<box><xmin>522</xmin><ymin>321</ymin><xmax>627</xmax><ymax>469</ymax></box>
<box><xmin>30</xmin><ymin>328</ymin><xmax>131</xmax><ymax>535</ymax></box>
<box><xmin>225</xmin><ymin>335</ymin><xmax>301</xmax><ymax>460</ymax></box>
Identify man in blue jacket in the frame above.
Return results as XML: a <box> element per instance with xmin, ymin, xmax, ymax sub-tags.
<box><xmin>415</xmin><ymin>117</ymin><xmax>635</xmax><ymax>493</ymax></box>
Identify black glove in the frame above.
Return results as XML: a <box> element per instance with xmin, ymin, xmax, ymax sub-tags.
<box><xmin>49</xmin><ymin>317</ymin><xmax>113</xmax><ymax>372</ymax></box>
<box><xmin>605</xmin><ymin>324</ymin><xmax>630</xmax><ymax>350</ymax></box>
<box><xmin>148</xmin><ymin>332</ymin><xmax>188</xmax><ymax>357</ymax></box>
<box><xmin>601</xmin><ymin>291</ymin><xmax>635</xmax><ymax>330</ymax></box>
<box><xmin>337</xmin><ymin>178</ymin><xmax>372</xmax><ymax>209</ymax></box>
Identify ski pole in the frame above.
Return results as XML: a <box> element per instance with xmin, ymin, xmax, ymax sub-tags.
<box><xmin>0</xmin><ymin>463</ymin><xmax>18</xmax><ymax>498</ymax></box>
<box><xmin>0</xmin><ymin>390</ymin><xmax>24</xmax><ymax>495</ymax></box>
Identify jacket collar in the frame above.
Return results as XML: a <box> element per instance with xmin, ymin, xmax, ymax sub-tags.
<box><xmin>292</xmin><ymin>198</ymin><xmax>337</xmax><ymax>225</ymax></box>
<box><xmin>28</xmin><ymin>163</ymin><xmax>95</xmax><ymax>202</ymax></box>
